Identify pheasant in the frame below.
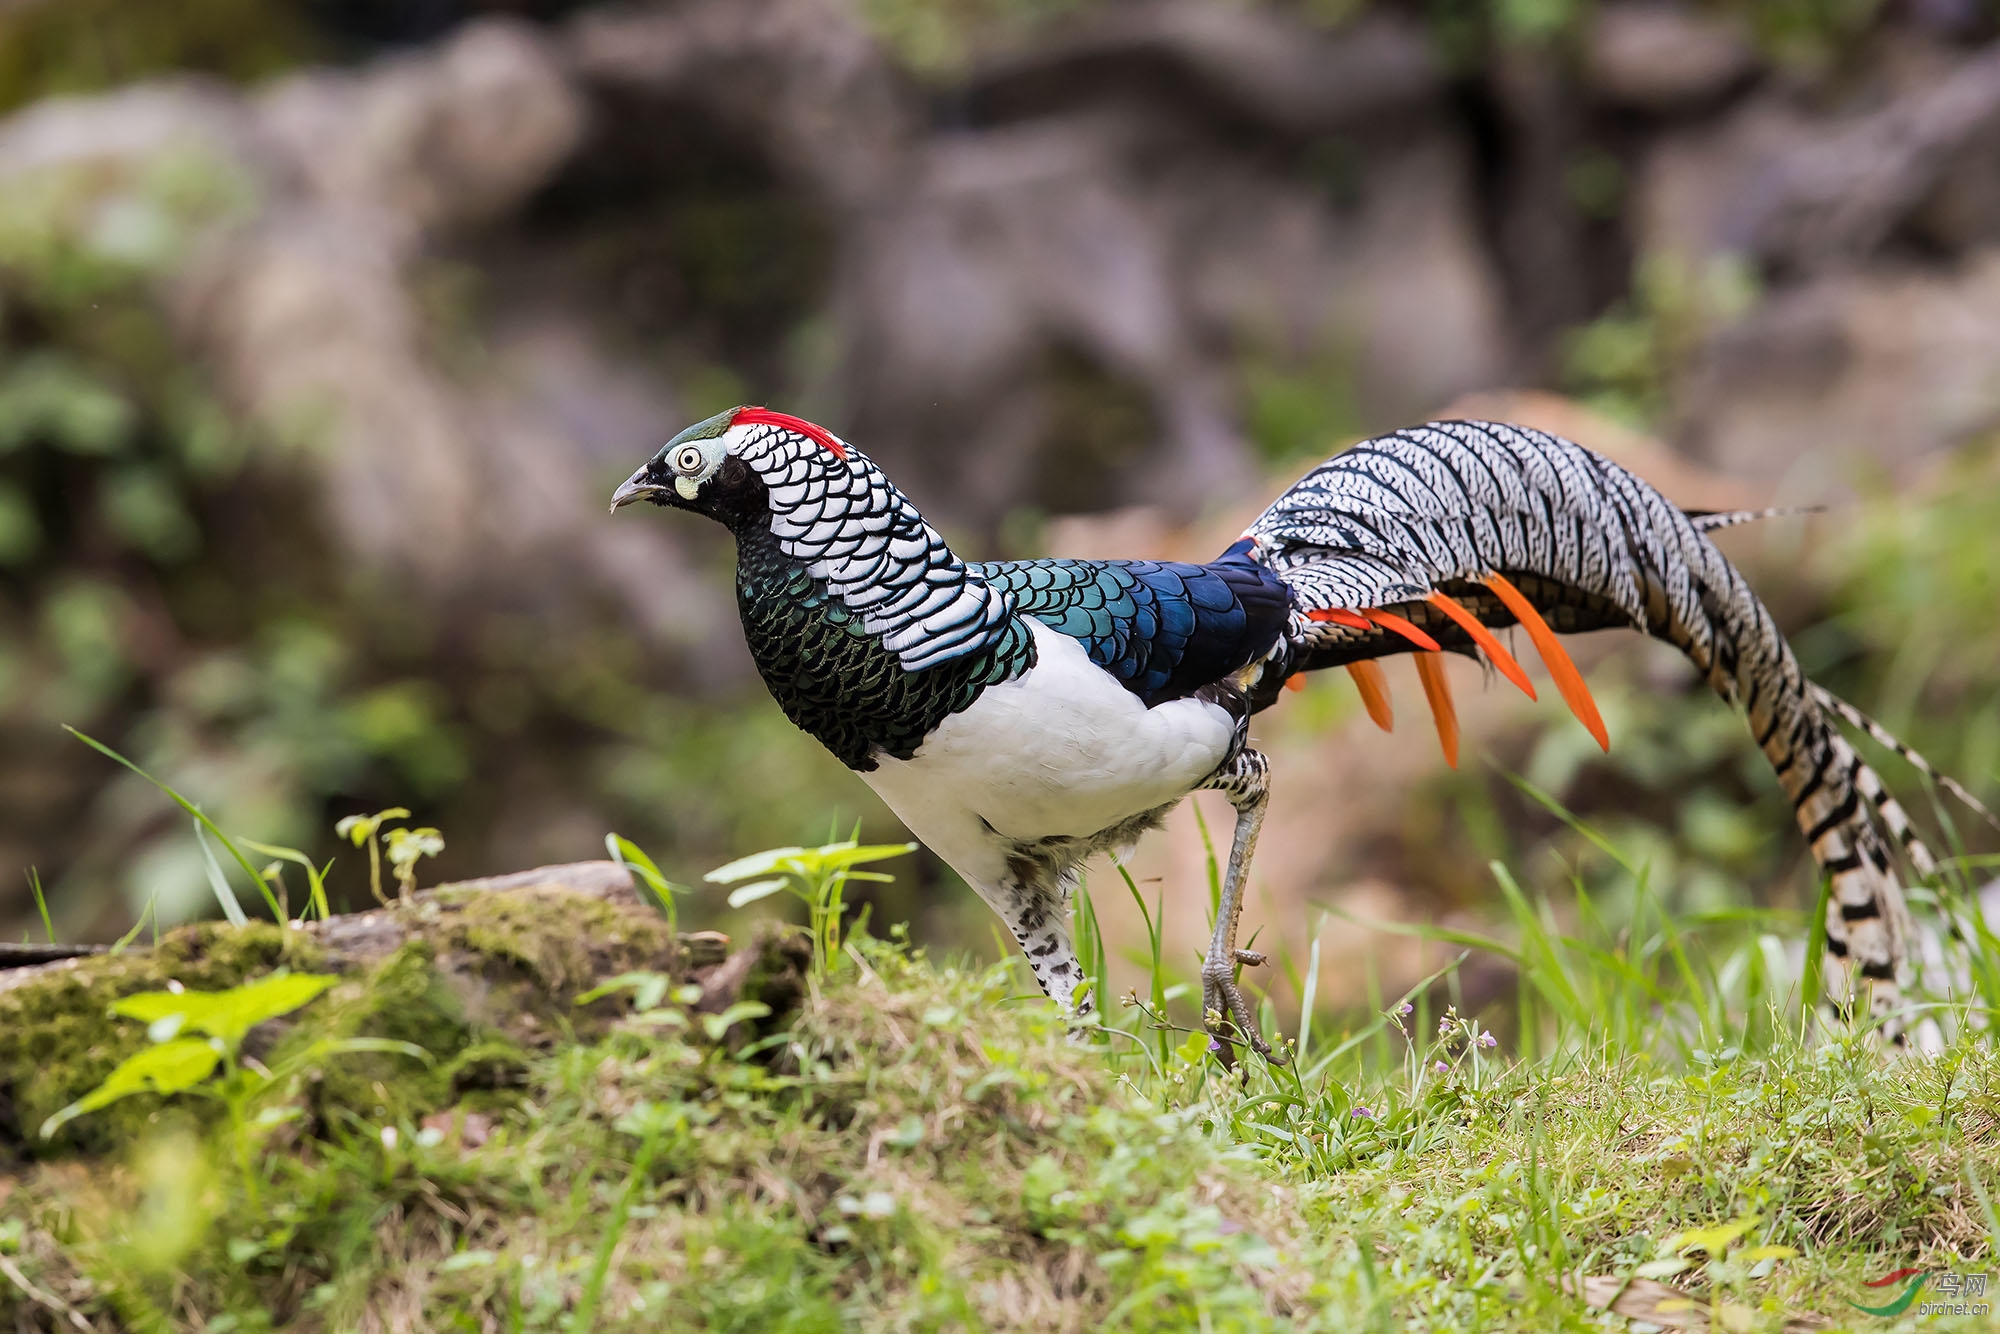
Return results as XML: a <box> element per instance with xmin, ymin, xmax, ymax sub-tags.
<box><xmin>613</xmin><ymin>407</ymin><xmax>1979</xmax><ymax>1059</ymax></box>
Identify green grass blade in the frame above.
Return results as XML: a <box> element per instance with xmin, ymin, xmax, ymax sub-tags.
<box><xmin>570</xmin><ymin>1116</ymin><xmax>666</xmax><ymax>1332</ymax></box>
<box><xmin>1298</xmin><ymin>912</ymin><xmax>1324</xmax><ymax>1069</ymax></box>
<box><xmin>239</xmin><ymin>838</ymin><xmax>334</xmax><ymax>922</ymax></box>
<box><xmin>1504</xmin><ymin>772</ymin><xmax>1640</xmax><ymax>876</ymax></box>
<box><xmin>26</xmin><ymin>868</ymin><xmax>53</xmax><ymax>943</ymax></box>
<box><xmin>193</xmin><ymin>823</ymin><xmax>251</xmax><ymax>928</ymax></box>
<box><xmin>67</xmin><ymin>726</ymin><xmax>284</xmax><ymax>923</ymax></box>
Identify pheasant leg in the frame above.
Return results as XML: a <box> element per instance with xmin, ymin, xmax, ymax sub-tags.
<box><xmin>1200</xmin><ymin>749</ymin><xmax>1284</xmax><ymax>1066</ymax></box>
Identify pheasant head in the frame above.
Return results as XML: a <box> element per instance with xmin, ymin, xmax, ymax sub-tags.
<box><xmin>610</xmin><ymin>405</ymin><xmax>1011</xmax><ymax>672</ymax></box>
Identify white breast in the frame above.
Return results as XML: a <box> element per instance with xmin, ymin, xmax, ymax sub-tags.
<box><xmin>860</xmin><ymin>618</ymin><xmax>1236</xmax><ymax>868</ymax></box>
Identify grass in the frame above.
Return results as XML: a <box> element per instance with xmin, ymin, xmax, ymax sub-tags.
<box><xmin>3</xmin><ymin>734</ymin><xmax>1998</xmax><ymax>1330</ymax></box>
<box><xmin>3</xmin><ymin>807</ymin><xmax>1999</xmax><ymax>1331</ymax></box>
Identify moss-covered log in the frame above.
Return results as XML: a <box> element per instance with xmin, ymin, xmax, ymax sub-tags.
<box><xmin>0</xmin><ymin>862</ymin><xmax>807</xmax><ymax>1161</ymax></box>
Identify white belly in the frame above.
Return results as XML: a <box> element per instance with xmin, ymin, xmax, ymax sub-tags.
<box><xmin>860</xmin><ymin>619</ymin><xmax>1235</xmax><ymax>878</ymax></box>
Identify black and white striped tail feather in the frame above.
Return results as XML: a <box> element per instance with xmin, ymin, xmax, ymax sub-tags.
<box><xmin>1683</xmin><ymin>505</ymin><xmax>1825</xmax><ymax>533</ymax></box>
<box><xmin>1242</xmin><ymin>419</ymin><xmax>1974</xmax><ymax>1040</ymax></box>
<box><xmin>1776</xmin><ymin>723</ymin><xmax>1917</xmax><ymax>1030</ymax></box>
<box><xmin>1637</xmin><ymin>512</ymin><xmax>1922</xmax><ymax>1036</ymax></box>
<box><xmin>1809</xmin><ymin>682</ymin><xmax>2000</xmax><ymax>1017</ymax></box>
<box><xmin>1809</xmin><ymin>682</ymin><xmax>2000</xmax><ymax>841</ymax></box>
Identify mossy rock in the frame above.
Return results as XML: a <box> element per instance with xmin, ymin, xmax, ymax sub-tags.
<box><xmin>0</xmin><ymin>861</ymin><xmax>801</xmax><ymax>1161</ymax></box>
<box><xmin>0</xmin><ymin>920</ymin><xmax>315</xmax><ymax>1158</ymax></box>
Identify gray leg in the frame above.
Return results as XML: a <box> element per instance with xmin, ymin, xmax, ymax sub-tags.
<box><xmin>1200</xmin><ymin>748</ymin><xmax>1282</xmax><ymax>1065</ymax></box>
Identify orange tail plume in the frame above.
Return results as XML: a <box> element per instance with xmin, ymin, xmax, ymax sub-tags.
<box><xmin>1480</xmin><ymin>572</ymin><xmax>1609</xmax><ymax>751</ymax></box>
<box><xmin>1425</xmin><ymin>591</ymin><xmax>1536</xmax><ymax>700</ymax></box>
<box><xmin>1346</xmin><ymin>660</ymin><xmax>1394</xmax><ymax>732</ymax></box>
<box><xmin>1413</xmin><ymin>652</ymin><xmax>1459</xmax><ymax>768</ymax></box>
<box><xmin>1307</xmin><ymin>607</ymin><xmax>1374</xmax><ymax>631</ymax></box>
<box><xmin>1361</xmin><ymin>607</ymin><xmax>1441</xmax><ymax>652</ymax></box>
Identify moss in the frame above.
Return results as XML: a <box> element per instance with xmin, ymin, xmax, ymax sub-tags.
<box><xmin>276</xmin><ymin>941</ymin><xmax>477</xmax><ymax>1134</ymax></box>
<box><xmin>425</xmin><ymin>882</ymin><xmax>683</xmax><ymax>1008</ymax></box>
<box><xmin>0</xmin><ymin>920</ymin><xmax>315</xmax><ymax>1158</ymax></box>
<box><xmin>0</xmin><ymin>878</ymin><xmax>734</xmax><ymax>1162</ymax></box>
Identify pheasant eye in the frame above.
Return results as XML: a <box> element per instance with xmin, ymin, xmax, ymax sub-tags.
<box><xmin>673</xmin><ymin>445</ymin><xmax>705</xmax><ymax>474</ymax></box>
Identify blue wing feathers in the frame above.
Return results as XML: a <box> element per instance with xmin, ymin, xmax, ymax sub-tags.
<box><xmin>971</xmin><ymin>546</ymin><xmax>1290</xmax><ymax>706</ymax></box>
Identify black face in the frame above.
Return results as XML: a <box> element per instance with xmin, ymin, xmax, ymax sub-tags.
<box><xmin>688</xmin><ymin>455</ymin><xmax>768</xmax><ymax>528</ymax></box>
<box><xmin>634</xmin><ymin>457</ymin><xmax>677</xmax><ymax>506</ymax></box>
<box><xmin>611</xmin><ymin>451</ymin><xmax>768</xmax><ymax>533</ymax></box>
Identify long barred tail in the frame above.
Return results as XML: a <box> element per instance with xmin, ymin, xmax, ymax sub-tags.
<box><xmin>1240</xmin><ymin>419</ymin><xmax>1959</xmax><ymax>1030</ymax></box>
<box><xmin>1809</xmin><ymin>682</ymin><xmax>2000</xmax><ymax>849</ymax></box>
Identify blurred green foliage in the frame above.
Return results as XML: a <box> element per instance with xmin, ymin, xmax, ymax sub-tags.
<box><xmin>0</xmin><ymin>119</ymin><xmax>879</xmax><ymax>938</ymax></box>
<box><xmin>1238</xmin><ymin>339</ymin><xmax>1365</xmax><ymax>468</ymax></box>
<box><xmin>1743</xmin><ymin>0</ymin><xmax>1888</xmax><ymax>74</ymax></box>
<box><xmin>859</xmin><ymin>0</ymin><xmax>1090</xmax><ymax>73</ymax></box>
<box><xmin>1427</xmin><ymin>0</ymin><xmax>1888</xmax><ymax>68</ymax></box>
<box><xmin>1563</xmin><ymin>254</ymin><xmax>1758</xmax><ymax>429</ymax></box>
<box><xmin>1817</xmin><ymin>446</ymin><xmax>2000</xmax><ymax>793</ymax></box>
<box><xmin>0</xmin><ymin>0</ymin><xmax>311</xmax><ymax>114</ymax></box>
<box><xmin>853</xmin><ymin>0</ymin><xmax>1893</xmax><ymax>75</ymax></box>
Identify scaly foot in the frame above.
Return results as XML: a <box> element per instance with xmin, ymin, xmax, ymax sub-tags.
<box><xmin>1202</xmin><ymin>956</ymin><xmax>1286</xmax><ymax>1067</ymax></box>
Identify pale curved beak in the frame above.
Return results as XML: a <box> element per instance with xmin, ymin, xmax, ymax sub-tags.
<box><xmin>609</xmin><ymin>467</ymin><xmax>664</xmax><ymax>513</ymax></box>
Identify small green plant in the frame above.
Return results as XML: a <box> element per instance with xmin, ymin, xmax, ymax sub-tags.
<box><xmin>335</xmin><ymin>807</ymin><xmax>443</xmax><ymax>903</ymax></box>
<box><xmin>40</xmin><ymin>970</ymin><xmax>428</xmax><ymax>1202</ymax></box>
<box><xmin>576</xmin><ymin>971</ymin><xmax>773</xmax><ymax>1043</ymax></box>
<box><xmin>704</xmin><ymin>838</ymin><xmax>916</xmax><ymax>979</ymax></box>
<box><xmin>604</xmin><ymin>832</ymin><xmax>688</xmax><ymax>930</ymax></box>
<box><xmin>384</xmin><ymin>824</ymin><xmax>443</xmax><ymax>897</ymax></box>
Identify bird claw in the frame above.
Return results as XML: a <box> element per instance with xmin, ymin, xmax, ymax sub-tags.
<box><xmin>1202</xmin><ymin>969</ymin><xmax>1287</xmax><ymax>1069</ymax></box>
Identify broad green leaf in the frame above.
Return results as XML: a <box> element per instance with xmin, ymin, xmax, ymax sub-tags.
<box><xmin>705</xmin><ymin>847</ymin><xmax>805</xmax><ymax>884</ymax></box>
<box><xmin>112</xmin><ymin>972</ymin><xmax>337</xmax><ymax>1047</ymax></box>
<box><xmin>809</xmin><ymin>842</ymin><xmax>916</xmax><ymax>870</ymax></box>
<box><xmin>726</xmin><ymin>878</ymin><xmax>789</xmax><ymax>908</ymax></box>
<box><xmin>111</xmin><ymin>990</ymin><xmax>211</xmax><ymax>1024</ymax></box>
<box><xmin>40</xmin><ymin>1037</ymin><xmax>223</xmax><ymax>1138</ymax></box>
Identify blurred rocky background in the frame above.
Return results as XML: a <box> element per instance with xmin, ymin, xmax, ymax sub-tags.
<box><xmin>2</xmin><ymin>0</ymin><xmax>1996</xmax><ymax>1010</ymax></box>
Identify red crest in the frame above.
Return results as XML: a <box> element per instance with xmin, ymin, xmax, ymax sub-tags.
<box><xmin>730</xmin><ymin>406</ymin><xmax>848</xmax><ymax>460</ymax></box>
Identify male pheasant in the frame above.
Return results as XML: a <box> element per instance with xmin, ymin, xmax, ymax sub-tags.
<box><xmin>613</xmin><ymin>407</ymin><xmax>1972</xmax><ymax>1059</ymax></box>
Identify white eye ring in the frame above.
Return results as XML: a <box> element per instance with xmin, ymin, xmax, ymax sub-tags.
<box><xmin>673</xmin><ymin>445</ymin><xmax>705</xmax><ymax>474</ymax></box>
